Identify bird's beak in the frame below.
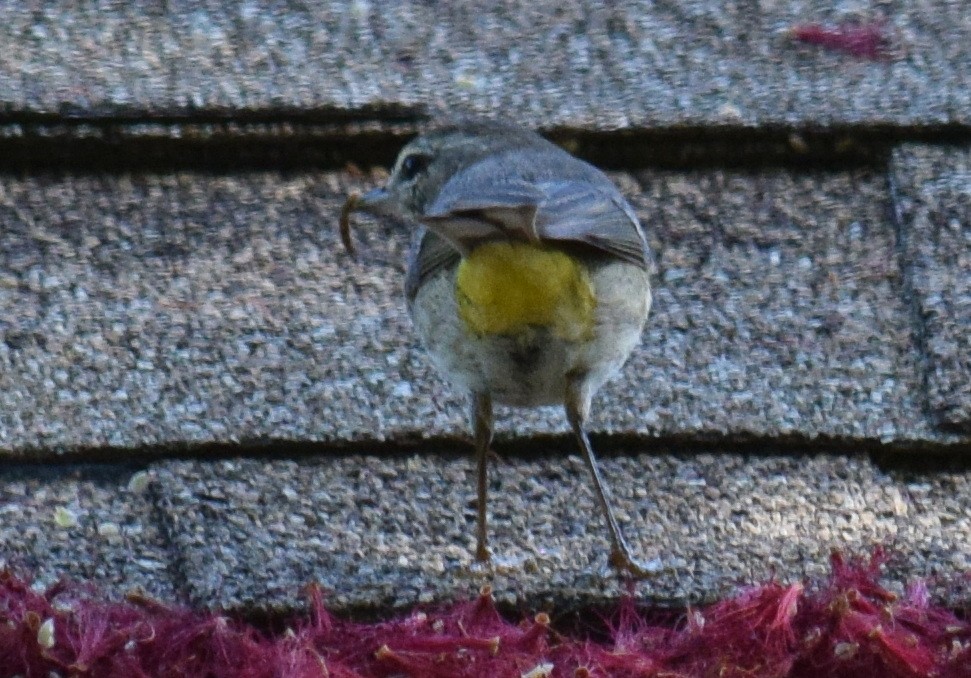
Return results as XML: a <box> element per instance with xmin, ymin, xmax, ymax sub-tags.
<box><xmin>354</xmin><ymin>187</ymin><xmax>393</xmax><ymax>214</ymax></box>
<box><xmin>339</xmin><ymin>186</ymin><xmax>394</xmax><ymax>256</ymax></box>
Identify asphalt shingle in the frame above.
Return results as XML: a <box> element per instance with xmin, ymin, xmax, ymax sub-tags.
<box><xmin>891</xmin><ymin>144</ymin><xmax>971</xmax><ymax>431</ymax></box>
<box><xmin>0</xmin><ymin>1</ymin><xmax>967</xmax><ymax>129</ymax></box>
<box><xmin>151</xmin><ymin>451</ymin><xmax>971</xmax><ymax>612</ymax></box>
<box><xmin>0</xmin><ymin>167</ymin><xmax>943</xmax><ymax>456</ymax></box>
<box><xmin>0</xmin><ymin>0</ymin><xmax>967</xmax><ymax>628</ymax></box>
<box><xmin>0</xmin><ymin>171</ymin><xmax>423</xmax><ymax>454</ymax></box>
<box><xmin>616</xmin><ymin>168</ymin><xmax>928</xmax><ymax>441</ymax></box>
<box><xmin>0</xmin><ymin>464</ymin><xmax>177</xmax><ymax>600</ymax></box>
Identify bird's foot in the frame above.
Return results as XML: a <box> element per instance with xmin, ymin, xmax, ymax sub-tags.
<box><xmin>475</xmin><ymin>543</ymin><xmax>491</xmax><ymax>563</ymax></box>
<box><xmin>609</xmin><ymin>548</ymin><xmax>667</xmax><ymax>579</ymax></box>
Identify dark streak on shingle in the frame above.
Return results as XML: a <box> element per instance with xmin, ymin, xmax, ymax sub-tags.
<box><xmin>891</xmin><ymin>145</ymin><xmax>971</xmax><ymax>431</ymax></box>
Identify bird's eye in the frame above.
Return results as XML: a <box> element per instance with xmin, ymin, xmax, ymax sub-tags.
<box><xmin>399</xmin><ymin>153</ymin><xmax>429</xmax><ymax>180</ymax></box>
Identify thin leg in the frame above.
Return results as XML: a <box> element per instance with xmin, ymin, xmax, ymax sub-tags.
<box><xmin>472</xmin><ymin>393</ymin><xmax>493</xmax><ymax>563</ymax></box>
<box><xmin>566</xmin><ymin>377</ymin><xmax>656</xmax><ymax>578</ymax></box>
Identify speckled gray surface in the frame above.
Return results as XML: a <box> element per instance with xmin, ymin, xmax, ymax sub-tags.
<box><xmin>891</xmin><ymin>144</ymin><xmax>971</xmax><ymax>431</ymax></box>
<box><xmin>611</xmin><ymin>169</ymin><xmax>929</xmax><ymax>441</ymax></box>
<box><xmin>0</xmin><ymin>167</ymin><xmax>947</xmax><ymax>456</ymax></box>
<box><xmin>2</xmin><ymin>451</ymin><xmax>967</xmax><ymax>612</ymax></box>
<box><xmin>0</xmin><ymin>0</ymin><xmax>968</xmax><ymax>623</ymax></box>
<box><xmin>151</xmin><ymin>451</ymin><xmax>971</xmax><ymax>612</ymax></box>
<box><xmin>0</xmin><ymin>1</ymin><xmax>968</xmax><ymax>128</ymax></box>
<box><xmin>0</xmin><ymin>464</ymin><xmax>177</xmax><ymax>601</ymax></box>
<box><xmin>0</xmin><ymin>170</ymin><xmax>434</xmax><ymax>454</ymax></box>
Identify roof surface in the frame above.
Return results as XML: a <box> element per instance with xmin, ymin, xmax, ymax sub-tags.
<box><xmin>1</xmin><ymin>1</ymin><xmax>969</xmax><ymax>614</ymax></box>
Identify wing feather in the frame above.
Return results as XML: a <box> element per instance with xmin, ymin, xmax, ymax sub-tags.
<box><xmin>424</xmin><ymin>164</ymin><xmax>543</xmax><ymax>241</ymax></box>
<box><xmin>405</xmin><ymin>228</ymin><xmax>460</xmax><ymax>301</ymax></box>
<box><xmin>533</xmin><ymin>180</ymin><xmax>648</xmax><ymax>267</ymax></box>
<box><xmin>409</xmin><ymin>153</ymin><xmax>650</xmax><ymax>294</ymax></box>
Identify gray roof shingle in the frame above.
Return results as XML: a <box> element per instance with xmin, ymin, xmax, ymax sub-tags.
<box><xmin>144</xmin><ymin>451</ymin><xmax>971</xmax><ymax>610</ymax></box>
<box><xmin>1</xmin><ymin>0</ymin><xmax>969</xmax><ymax>616</ymax></box>
<box><xmin>0</xmin><ymin>2</ymin><xmax>968</xmax><ymax>128</ymax></box>
<box><xmin>892</xmin><ymin>144</ymin><xmax>971</xmax><ymax>431</ymax></box>
<box><xmin>0</xmin><ymin>464</ymin><xmax>178</xmax><ymax>601</ymax></box>
<box><xmin>0</xmin><ymin>167</ymin><xmax>954</xmax><ymax>456</ymax></box>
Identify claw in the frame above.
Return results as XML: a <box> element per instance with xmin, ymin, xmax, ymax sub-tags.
<box><xmin>609</xmin><ymin>549</ymin><xmax>666</xmax><ymax>580</ymax></box>
<box><xmin>475</xmin><ymin>543</ymin><xmax>492</xmax><ymax>563</ymax></box>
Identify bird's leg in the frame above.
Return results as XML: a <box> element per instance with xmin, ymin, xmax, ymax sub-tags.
<box><xmin>472</xmin><ymin>392</ymin><xmax>494</xmax><ymax>563</ymax></box>
<box><xmin>565</xmin><ymin>377</ymin><xmax>657</xmax><ymax>578</ymax></box>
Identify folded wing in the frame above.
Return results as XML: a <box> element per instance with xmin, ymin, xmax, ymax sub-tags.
<box><xmin>408</xmin><ymin>153</ymin><xmax>649</xmax><ymax>298</ymax></box>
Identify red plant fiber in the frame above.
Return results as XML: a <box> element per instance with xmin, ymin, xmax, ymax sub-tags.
<box><xmin>791</xmin><ymin>22</ymin><xmax>891</xmax><ymax>59</ymax></box>
<box><xmin>1</xmin><ymin>551</ymin><xmax>968</xmax><ymax>678</ymax></box>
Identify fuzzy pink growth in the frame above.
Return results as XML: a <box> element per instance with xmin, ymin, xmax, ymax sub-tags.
<box><xmin>2</xmin><ymin>551</ymin><xmax>970</xmax><ymax>678</ymax></box>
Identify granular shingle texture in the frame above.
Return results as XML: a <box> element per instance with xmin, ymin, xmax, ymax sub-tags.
<box><xmin>0</xmin><ymin>464</ymin><xmax>177</xmax><ymax>601</ymax></box>
<box><xmin>0</xmin><ymin>167</ymin><xmax>938</xmax><ymax>456</ymax></box>
<box><xmin>0</xmin><ymin>1</ymin><xmax>968</xmax><ymax>128</ymax></box>
<box><xmin>615</xmin><ymin>168</ymin><xmax>928</xmax><ymax>441</ymax></box>
<box><xmin>891</xmin><ymin>144</ymin><xmax>971</xmax><ymax>431</ymax></box>
<box><xmin>0</xmin><ymin>0</ymin><xmax>969</xmax><ymax>634</ymax></box>
<box><xmin>0</xmin><ymin>171</ymin><xmax>420</xmax><ymax>453</ymax></box>
<box><xmin>151</xmin><ymin>451</ymin><xmax>971</xmax><ymax>612</ymax></box>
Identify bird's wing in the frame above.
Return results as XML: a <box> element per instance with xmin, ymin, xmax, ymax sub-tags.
<box><xmin>423</xmin><ymin>175</ymin><xmax>545</xmax><ymax>245</ymax></box>
<box><xmin>419</xmin><ymin>155</ymin><xmax>648</xmax><ymax>268</ymax></box>
<box><xmin>404</xmin><ymin>227</ymin><xmax>460</xmax><ymax>301</ymax></box>
<box><xmin>533</xmin><ymin>180</ymin><xmax>649</xmax><ymax>267</ymax></box>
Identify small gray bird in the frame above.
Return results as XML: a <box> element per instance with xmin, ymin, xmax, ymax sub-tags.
<box><xmin>341</xmin><ymin>120</ymin><xmax>654</xmax><ymax>576</ymax></box>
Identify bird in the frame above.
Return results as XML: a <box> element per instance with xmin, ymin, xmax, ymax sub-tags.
<box><xmin>340</xmin><ymin>120</ymin><xmax>655</xmax><ymax>576</ymax></box>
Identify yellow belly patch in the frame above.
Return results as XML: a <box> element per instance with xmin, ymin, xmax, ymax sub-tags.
<box><xmin>455</xmin><ymin>241</ymin><xmax>596</xmax><ymax>341</ymax></box>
